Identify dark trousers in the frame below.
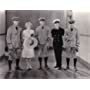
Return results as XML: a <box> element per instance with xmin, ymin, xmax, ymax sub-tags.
<box><xmin>53</xmin><ymin>42</ymin><xmax>62</xmax><ymax>68</ymax></box>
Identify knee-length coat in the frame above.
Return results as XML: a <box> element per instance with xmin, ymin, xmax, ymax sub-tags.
<box><xmin>6</xmin><ymin>24</ymin><xmax>22</xmax><ymax>60</ymax></box>
<box><xmin>63</xmin><ymin>27</ymin><xmax>80</xmax><ymax>58</ymax></box>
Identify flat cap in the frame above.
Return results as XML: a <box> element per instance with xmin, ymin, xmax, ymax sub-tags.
<box><xmin>53</xmin><ymin>19</ymin><xmax>60</xmax><ymax>23</ymax></box>
<box><xmin>68</xmin><ymin>20</ymin><xmax>75</xmax><ymax>24</ymax></box>
<box><xmin>11</xmin><ymin>16</ymin><xmax>20</xmax><ymax>21</ymax></box>
<box><xmin>39</xmin><ymin>17</ymin><xmax>46</xmax><ymax>21</ymax></box>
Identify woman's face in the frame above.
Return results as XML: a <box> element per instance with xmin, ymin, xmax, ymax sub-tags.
<box><xmin>25</xmin><ymin>22</ymin><xmax>32</xmax><ymax>29</ymax></box>
<box><xmin>54</xmin><ymin>23</ymin><xmax>60</xmax><ymax>29</ymax></box>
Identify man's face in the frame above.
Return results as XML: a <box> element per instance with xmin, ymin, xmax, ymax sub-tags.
<box><xmin>13</xmin><ymin>20</ymin><xmax>19</xmax><ymax>26</ymax></box>
<box><xmin>54</xmin><ymin>23</ymin><xmax>60</xmax><ymax>29</ymax></box>
<box><xmin>70</xmin><ymin>24</ymin><xmax>74</xmax><ymax>28</ymax></box>
<box><xmin>39</xmin><ymin>21</ymin><xmax>45</xmax><ymax>26</ymax></box>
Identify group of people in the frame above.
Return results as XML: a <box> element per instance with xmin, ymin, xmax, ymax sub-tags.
<box><xmin>5</xmin><ymin>16</ymin><xmax>80</xmax><ymax>72</ymax></box>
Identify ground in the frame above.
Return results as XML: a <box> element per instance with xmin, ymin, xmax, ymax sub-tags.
<box><xmin>0</xmin><ymin>49</ymin><xmax>90</xmax><ymax>79</ymax></box>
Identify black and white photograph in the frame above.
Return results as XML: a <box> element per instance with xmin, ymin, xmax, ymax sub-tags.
<box><xmin>0</xmin><ymin>10</ymin><xmax>90</xmax><ymax>79</ymax></box>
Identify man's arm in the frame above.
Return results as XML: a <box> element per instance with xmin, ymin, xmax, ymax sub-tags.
<box><xmin>6</xmin><ymin>27</ymin><xmax>12</xmax><ymax>49</ymax></box>
<box><xmin>51</xmin><ymin>29</ymin><xmax>54</xmax><ymax>38</ymax></box>
<box><xmin>6</xmin><ymin>28</ymin><xmax>12</xmax><ymax>44</ymax></box>
<box><xmin>62</xmin><ymin>28</ymin><xmax>65</xmax><ymax>36</ymax></box>
<box><xmin>76</xmin><ymin>29</ymin><xmax>80</xmax><ymax>47</ymax></box>
<box><xmin>35</xmin><ymin>27</ymin><xmax>40</xmax><ymax>45</ymax></box>
<box><xmin>47</xmin><ymin>27</ymin><xmax>52</xmax><ymax>41</ymax></box>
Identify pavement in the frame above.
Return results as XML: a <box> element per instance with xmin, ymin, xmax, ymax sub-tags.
<box><xmin>0</xmin><ymin>49</ymin><xmax>90</xmax><ymax>79</ymax></box>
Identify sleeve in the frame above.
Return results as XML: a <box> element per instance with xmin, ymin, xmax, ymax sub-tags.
<box><xmin>20</xmin><ymin>29</ymin><xmax>23</xmax><ymax>45</ymax></box>
<box><xmin>22</xmin><ymin>31</ymin><xmax>25</xmax><ymax>40</ymax></box>
<box><xmin>64</xmin><ymin>29</ymin><xmax>68</xmax><ymax>39</ymax></box>
<box><xmin>47</xmin><ymin>27</ymin><xmax>51</xmax><ymax>38</ymax></box>
<box><xmin>35</xmin><ymin>27</ymin><xmax>40</xmax><ymax>44</ymax></box>
<box><xmin>63</xmin><ymin>29</ymin><xmax>68</xmax><ymax>47</ymax></box>
<box><xmin>6</xmin><ymin>28</ymin><xmax>12</xmax><ymax>44</ymax></box>
<box><xmin>51</xmin><ymin>29</ymin><xmax>54</xmax><ymax>38</ymax></box>
<box><xmin>35</xmin><ymin>27</ymin><xmax>39</xmax><ymax>37</ymax></box>
<box><xmin>31</xmin><ymin>30</ymin><xmax>35</xmax><ymax>36</ymax></box>
<box><xmin>46</xmin><ymin>27</ymin><xmax>52</xmax><ymax>46</ymax></box>
<box><xmin>62</xmin><ymin>29</ymin><xmax>65</xmax><ymax>36</ymax></box>
<box><xmin>76</xmin><ymin>29</ymin><xmax>80</xmax><ymax>47</ymax></box>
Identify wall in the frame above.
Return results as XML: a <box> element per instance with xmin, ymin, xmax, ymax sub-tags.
<box><xmin>73</xmin><ymin>11</ymin><xmax>90</xmax><ymax>63</ymax></box>
<box><xmin>6</xmin><ymin>10</ymin><xmax>66</xmax><ymax>30</ymax></box>
<box><xmin>0</xmin><ymin>11</ymin><xmax>5</xmax><ymax>57</ymax></box>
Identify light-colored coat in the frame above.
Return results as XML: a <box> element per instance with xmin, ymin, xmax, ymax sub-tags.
<box><xmin>35</xmin><ymin>25</ymin><xmax>51</xmax><ymax>57</ymax></box>
<box><xmin>36</xmin><ymin>25</ymin><xmax>51</xmax><ymax>45</ymax></box>
<box><xmin>63</xmin><ymin>27</ymin><xmax>80</xmax><ymax>58</ymax></box>
<box><xmin>6</xmin><ymin>25</ymin><xmax>22</xmax><ymax>49</ymax></box>
<box><xmin>6</xmin><ymin>24</ymin><xmax>22</xmax><ymax>60</ymax></box>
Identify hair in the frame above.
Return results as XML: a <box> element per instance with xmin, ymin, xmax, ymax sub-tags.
<box><xmin>25</xmin><ymin>22</ymin><xmax>32</xmax><ymax>28</ymax></box>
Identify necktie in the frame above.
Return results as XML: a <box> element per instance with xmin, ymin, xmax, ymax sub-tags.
<box><xmin>16</xmin><ymin>26</ymin><xmax>18</xmax><ymax>30</ymax></box>
<box><xmin>71</xmin><ymin>28</ymin><xmax>73</xmax><ymax>31</ymax></box>
<box><xmin>42</xmin><ymin>26</ymin><xmax>44</xmax><ymax>29</ymax></box>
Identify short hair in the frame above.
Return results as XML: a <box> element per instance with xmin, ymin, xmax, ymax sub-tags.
<box><xmin>25</xmin><ymin>22</ymin><xmax>32</xmax><ymax>28</ymax></box>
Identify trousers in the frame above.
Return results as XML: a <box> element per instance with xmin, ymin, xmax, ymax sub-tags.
<box><xmin>53</xmin><ymin>42</ymin><xmax>63</xmax><ymax>68</ymax></box>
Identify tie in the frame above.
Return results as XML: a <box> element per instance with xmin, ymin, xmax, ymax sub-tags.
<box><xmin>71</xmin><ymin>28</ymin><xmax>73</xmax><ymax>31</ymax></box>
<box><xmin>16</xmin><ymin>26</ymin><xmax>18</xmax><ymax>30</ymax></box>
<box><xmin>42</xmin><ymin>26</ymin><xmax>44</xmax><ymax>29</ymax></box>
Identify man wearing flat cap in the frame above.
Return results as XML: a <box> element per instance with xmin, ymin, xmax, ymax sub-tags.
<box><xmin>35</xmin><ymin>17</ymin><xmax>51</xmax><ymax>69</ymax></box>
<box><xmin>51</xmin><ymin>19</ymin><xmax>65</xmax><ymax>70</ymax></box>
<box><xmin>6</xmin><ymin>16</ymin><xmax>22</xmax><ymax>71</ymax></box>
<box><xmin>63</xmin><ymin>20</ymin><xmax>80</xmax><ymax>71</ymax></box>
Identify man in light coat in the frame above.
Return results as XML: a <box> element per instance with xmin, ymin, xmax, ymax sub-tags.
<box><xmin>36</xmin><ymin>17</ymin><xmax>51</xmax><ymax>69</ymax></box>
<box><xmin>6</xmin><ymin>16</ymin><xmax>22</xmax><ymax>71</ymax></box>
<box><xmin>64</xmin><ymin>20</ymin><xmax>80</xmax><ymax>71</ymax></box>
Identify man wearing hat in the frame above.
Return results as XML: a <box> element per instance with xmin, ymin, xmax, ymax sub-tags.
<box><xmin>51</xmin><ymin>19</ymin><xmax>65</xmax><ymax>70</ymax></box>
<box><xmin>6</xmin><ymin>16</ymin><xmax>22</xmax><ymax>71</ymax></box>
<box><xmin>63</xmin><ymin>20</ymin><xmax>80</xmax><ymax>71</ymax></box>
<box><xmin>35</xmin><ymin>17</ymin><xmax>51</xmax><ymax>69</ymax></box>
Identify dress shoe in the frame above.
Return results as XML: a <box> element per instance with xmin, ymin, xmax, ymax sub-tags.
<box><xmin>15</xmin><ymin>67</ymin><xmax>23</xmax><ymax>71</ymax></box>
<box><xmin>58</xmin><ymin>67</ymin><xmax>62</xmax><ymax>70</ymax></box>
<box><xmin>54</xmin><ymin>66</ymin><xmax>59</xmax><ymax>68</ymax></box>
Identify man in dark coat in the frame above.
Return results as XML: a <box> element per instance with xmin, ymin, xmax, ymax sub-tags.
<box><xmin>51</xmin><ymin>19</ymin><xmax>64</xmax><ymax>70</ymax></box>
